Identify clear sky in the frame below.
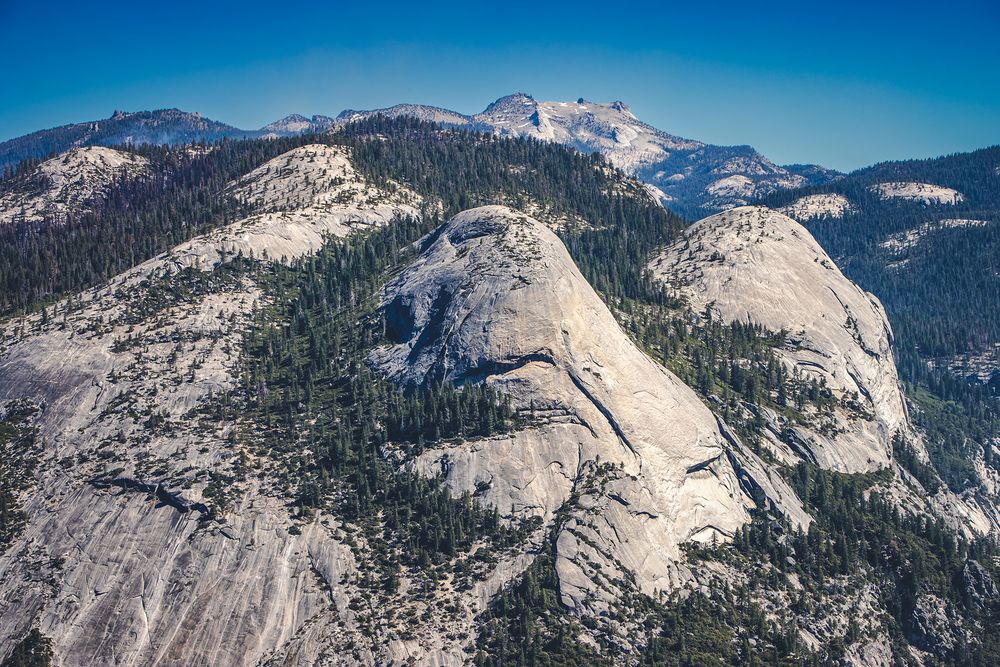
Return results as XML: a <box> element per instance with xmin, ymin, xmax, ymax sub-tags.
<box><xmin>1</xmin><ymin>0</ymin><xmax>997</xmax><ymax>172</ymax></box>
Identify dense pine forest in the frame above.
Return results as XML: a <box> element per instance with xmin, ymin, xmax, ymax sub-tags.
<box><xmin>760</xmin><ymin>147</ymin><xmax>1000</xmax><ymax>362</ymax></box>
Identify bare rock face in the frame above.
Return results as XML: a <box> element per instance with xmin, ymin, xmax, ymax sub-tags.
<box><xmin>473</xmin><ymin>94</ymin><xmax>700</xmax><ymax>173</ymax></box>
<box><xmin>0</xmin><ymin>146</ymin><xmax>149</xmax><ymax>225</ymax></box>
<box><xmin>0</xmin><ymin>146</ymin><xmax>429</xmax><ymax>666</ymax></box>
<box><xmin>371</xmin><ymin>205</ymin><xmax>807</xmax><ymax>613</ymax></box>
<box><xmin>779</xmin><ymin>193</ymin><xmax>855</xmax><ymax>221</ymax></box>
<box><xmin>153</xmin><ymin>143</ymin><xmax>422</xmax><ymax>273</ymax></box>
<box><xmin>649</xmin><ymin>205</ymin><xmax>907</xmax><ymax>473</ymax></box>
<box><xmin>871</xmin><ymin>182</ymin><xmax>964</xmax><ymax>205</ymax></box>
<box><xmin>0</xmin><ymin>276</ymin><xmax>367</xmax><ymax>666</ymax></box>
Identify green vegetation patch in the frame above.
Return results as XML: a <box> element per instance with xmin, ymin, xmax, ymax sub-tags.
<box><xmin>0</xmin><ymin>400</ymin><xmax>41</xmax><ymax>551</ymax></box>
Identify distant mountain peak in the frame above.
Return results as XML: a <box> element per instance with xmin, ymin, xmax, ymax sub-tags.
<box><xmin>480</xmin><ymin>92</ymin><xmax>536</xmax><ymax>115</ymax></box>
<box><xmin>259</xmin><ymin>114</ymin><xmax>336</xmax><ymax>136</ymax></box>
<box><xmin>335</xmin><ymin>103</ymin><xmax>471</xmax><ymax>126</ymax></box>
<box><xmin>1</xmin><ymin>94</ymin><xmax>840</xmax><ymax>216</ymax></box>
<box><xmin>497</xmin><ymin>91</ymin><xmax>535</xmax><ymax>102</ymax></box>
<box><xmin>322</xmin><ymin>93</ymin><xmax>839</xmax><ymax>216</ymax></box>
<box><xmin>0</xmin><ymin>108</ymin><xmax>253</xmax><ymax>171</ymax></box>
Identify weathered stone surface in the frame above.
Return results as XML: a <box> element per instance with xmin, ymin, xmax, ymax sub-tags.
<box><xmin>1</xmin><ymin>485</ymin><xmax>360</xmax><ymax>666</ymax></box>
<box><xmin>0</xmin><ymin>280</ymin><xmax>372</xmax><ymax>664</ymax></box>
<box><xmin>871</xmin><ymin>182</ymin><xmax>963</xmax><ymax>205</ymax></box>
<box><xmin>0</xmin><ymin>146</ymin><xmax>149</xmax><ymax>225</ymax></box>
<box><xmin>371</xmin><ymin>205</ymin><xmax>808</xmax><ymax>612</ymax></box>
<box><xmin>910</xmin><ymin>594</ymin><xmax>964</xmax><ymax>656</ymax></box>
<box><xmin>0</xmin><ymin>146</ymin><xmax>432</xmax><ymax>666</ymax></box>
<box><xmin>778</xmin><ymin>193</ymin><xmax>854</xmax><ymax>221</ymax></box>
<box><xmin>650</xmin><ymin>205</ymin><xmax>907</xmax><ymax>473</ymax></box>
<box><xmin>142</xmin><ymin>143</ymin><xmax>422</xmax><ymax>275</ymax></box>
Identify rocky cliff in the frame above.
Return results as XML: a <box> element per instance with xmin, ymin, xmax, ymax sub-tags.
<box><xmin>649</xmin><ymin>205</ymin><xmax>907</xmax><ymax>473</ymax></box>
<box><xmin>1</xmin><ymin>125</ymin><xmax>997</xmax><ymax>665</ymax></box>
<box><xmin>371</xmin><ymin>205</ymin><xmax>808</xmax><ymax>612</ymax></box>
<box><xmin>0</xmin><ymin>145</ymin><xmax>426</xmax><ymax>666</ymax></box>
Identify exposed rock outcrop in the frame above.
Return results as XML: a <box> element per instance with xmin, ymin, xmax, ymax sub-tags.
<box><xmin>371</xmin><ymin>205</ymin><xmax>808</xmax><ymax>612</ymax></box>
<box><xmin>0</xmin><ymin>274</ymin><xmax>361</xmax><ymax>665</ymax></box>
<box><xmin>0</xmin><ymin>146</ymin><xmax>149</xmax><ymax>225</ymax></box>
<box><xmin>871</xmin><ymin>182</ymin><xmax>964</xmax><ymax>205</ymax></box>
<box><xmin>649</xmin><ymin>205</ymin><xmax>907</xmax><ymax>473</ymax></box>
<box><xmin>127</xmin><ymin>143</ymin><xmax>421</xmax><ymax>279</ymax></box>
<box><xmin>0</xmin><ymin>145</ymin><xmax>427</xmax><ymax>666</ymax></box>
<box><xmin>879</xmin><ymin>218</ymin><xmax>991</xmax><ymax>253</ymax></box>
<box><xmin>779</xmin><ymin>193</ymin><xmax>855</xmax><ymax>221</ymax></box>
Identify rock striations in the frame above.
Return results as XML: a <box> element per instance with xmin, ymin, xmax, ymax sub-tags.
<box><xmin>0</xmin><ymin>145</ymin><xmax>426</xmax><ymax>666</ymax></box>
<box><xmin>650</xmin><ymin>206</ymin><xmax>907</xmax><ymax>473</ymax></box>
<box><xmin>371</xmin><ymin>205</ymin><xmax>808</xmax><ymax>612</ymax></box>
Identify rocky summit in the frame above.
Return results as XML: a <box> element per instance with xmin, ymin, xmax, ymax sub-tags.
<box><xmin>372</xmin><ymin>205</ymin><xmax>808</xmax><ymax>611</ymax></box>
<box><xmin>650</xmin><ymin>205</ymin><xmax>906</xmax><ymax>473</ymax></box>
<box><xmin>332</xmin><ymin>93</ymin><xmax>839</xmax><ymax>215</ymax></box>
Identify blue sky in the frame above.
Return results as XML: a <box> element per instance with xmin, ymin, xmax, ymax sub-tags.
<box><xmin>0</xmin><ymin>0</ymin><xmax>997</xmax><ymax>171</ymax></box>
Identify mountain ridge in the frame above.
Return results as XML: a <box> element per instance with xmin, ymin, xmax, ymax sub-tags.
<box><xmin>338</xmin><ymin>93</ymin><xmax>841</xmax><ymax>214</ymax></box>
<box><xmin>0</xmin><ymin>109</ymin><xmax>255</xmax><ymax>171</ymax></box>
<box><xmin>1</xmin><ymin>95</ymin><xmax>840</xmax><ymax>215</ymax></box>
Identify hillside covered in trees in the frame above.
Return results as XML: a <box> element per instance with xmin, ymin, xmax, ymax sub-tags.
<box><xmin>760</xmin><ymin>147</ymin><xmax>1000</xmax><ymax>365</ymax></box>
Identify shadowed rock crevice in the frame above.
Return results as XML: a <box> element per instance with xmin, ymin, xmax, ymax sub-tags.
<box><xmin>88</xmin><ymin>477</ymin><xmax>213</xmax><ymax>518</ymax></box>
<box><xmin>565</xmin><ymin>369</ymin><xmax>640</xmax><ymax>459</ymax></box>
<box><xmin>449</xmin><ymin>352</ymin><xmax>558</xmax><ymax>386</ymax></box>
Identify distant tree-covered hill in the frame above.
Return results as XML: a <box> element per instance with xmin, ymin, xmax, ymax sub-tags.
<box><xmin>0</xmin><ymin>109</ymin><xmax>257</xmax><ymax>172</ymax></box>
<box><xmin>760</xmin><ymin>146</ymin><xmax>1000</xmax><ymax>363</ymax></box>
